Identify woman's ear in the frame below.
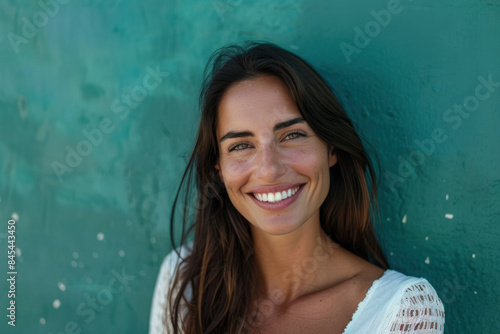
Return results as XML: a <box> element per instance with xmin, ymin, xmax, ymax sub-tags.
<box><xmin>328</xmin><ymin>147</ymin><xmax>338</xmax><ymax>167</ymax></box>
<box><xmin>215</xmin><ymin>163</ymin><xmax>224</xmax><ymax>183</ymax></box>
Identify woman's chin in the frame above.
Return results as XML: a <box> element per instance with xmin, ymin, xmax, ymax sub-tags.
<box><xmin>250</xmin><ymin>218</ymin><xmax>305</xmax><ymax>237</ymax></box>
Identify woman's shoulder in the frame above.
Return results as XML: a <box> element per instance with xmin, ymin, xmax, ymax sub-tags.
<box><xmin>158</xmin><ymin>243</ymin><xmax>193</xmax><ymax>273</ymax></box>
<box><xmin>149</xmin><ymin>243</ymin><xmax>193</xmax><ymax>334</ymax></box>
<box><xmin>344</xmin><ymin>269</ymin><xmax>445</xmax><ymax>334</ymax></box>
<box><xmin>379</xmin><ymin>270</ymin><xmax>445</xmax><ymax>332</ymax></box>
<box><xmin>153</xmin><ymin>243</ymin><xmax>193</xmax><ymax>291</ymax></box>
<box><xmin>153</xmin><ymin>242</ymin><xmax>193</xmax><ymax>298</ymax></box>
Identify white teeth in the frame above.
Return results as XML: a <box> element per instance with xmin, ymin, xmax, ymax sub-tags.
<box><xmin>275</xmin><ymin>192</ymin><xmax>282</xmax><ymax>202</ymax></box>
<box><xmin>281</xmin><ymin>190</ymin><xmax>287</xmax><ymax>200</ymax></box>
<box><xmin>253</xmin><ymin>186</ymin><xmax>300</xmax><ymax>203</ymax></box>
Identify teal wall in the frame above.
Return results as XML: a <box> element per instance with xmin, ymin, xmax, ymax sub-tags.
<box><xmin>0</xmin><ymin>0</ymin><xmax>498</xmax><ymax>333</ymax></box>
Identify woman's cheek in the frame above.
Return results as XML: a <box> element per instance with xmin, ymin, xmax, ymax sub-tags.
<box><xmin>222</xmin><ymin>158</ymin><xmax>253</xmax><ymax>182</ymax></box>
<box><xmin>288</xmin><ymin>148</ymin><xmax>328</xmax><ymax>178</ymax></box>
<box><xmin>286</xmin><ymin>147</ymin><xmax>322</xmax><ymax>165</ymax></box>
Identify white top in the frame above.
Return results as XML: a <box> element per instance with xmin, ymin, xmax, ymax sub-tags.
<box><xmin>149</xmin><ymin>245</ymin><xmax>445</xmax><ymax>334</ymax></box>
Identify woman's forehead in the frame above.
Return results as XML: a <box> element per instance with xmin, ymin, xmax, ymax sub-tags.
<box><xmin>217</xmin><ymin>75</ymin><xmax>301</xmax><ymax>132</ymax></box>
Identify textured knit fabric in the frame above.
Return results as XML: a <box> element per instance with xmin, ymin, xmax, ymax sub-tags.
<box><xmin>341</xmin><ymin>270</ymin><xmax>445</xmax><ymax>333</ymax></box>
<box><xmin>149</xmin><ymin>246</ymin><xmax>445</xmax><ymax>334</ymax></box>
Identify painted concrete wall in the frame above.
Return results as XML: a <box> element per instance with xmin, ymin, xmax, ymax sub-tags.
<box><xmin>0</xmin><ymin>0</ymin><xmax>498</xmax><ymax>333</ymax></box>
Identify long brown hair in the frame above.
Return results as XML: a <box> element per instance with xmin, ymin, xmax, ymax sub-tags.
<box><xmin>167</xmin><ymin>41</ymin><xmax>388</xmax><ymax>333</ymax></box>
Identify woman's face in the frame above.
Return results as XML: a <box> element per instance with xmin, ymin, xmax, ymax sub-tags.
<box><xmin>215</xmin><ymin>75</ymin><xmax>337</xmax><ymax>236</ymax></box>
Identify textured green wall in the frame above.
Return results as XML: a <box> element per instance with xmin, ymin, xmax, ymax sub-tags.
<box><xmin>0</xmin><ymin>0</ymin><xmax>498</xmax><ymax>333</ymax></box>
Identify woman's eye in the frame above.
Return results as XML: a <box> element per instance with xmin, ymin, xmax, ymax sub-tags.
<box><xmin>229</xmin><ymin>143</ymin><xmax>251</xmax><ymax>152</ymax></box>
<box><xmin>284</xmin><ymin>131</ymin><xmax>305</xmax><ymax>141</ymax></box>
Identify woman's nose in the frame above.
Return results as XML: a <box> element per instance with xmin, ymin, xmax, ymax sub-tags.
<box><xmin>255</xmin><ymin>145</ymin><xmax>286</xmax><ymax>181</ymax></box>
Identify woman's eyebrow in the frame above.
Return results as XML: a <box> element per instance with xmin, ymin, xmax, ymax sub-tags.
<box><xmin>219</xmin><ymin>117</ymin><xmax>305</xmax><ymax>142</ymax></box>
<box><xmin>273</xmin><ymin>117</ymin><xmax>304</xmax><ymax>131</ymax></box>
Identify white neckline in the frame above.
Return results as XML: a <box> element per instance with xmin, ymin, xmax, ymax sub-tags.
<box><xmin>341</xmin><ymin>269</ymin><xmax>393</xmax><ymax>334</ymax></box>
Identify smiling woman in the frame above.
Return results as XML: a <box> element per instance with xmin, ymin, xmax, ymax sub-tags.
<box><xmin>149</xmin><ymin>42</ymin><xmax>445</xmax><ymax>334</ymax></box>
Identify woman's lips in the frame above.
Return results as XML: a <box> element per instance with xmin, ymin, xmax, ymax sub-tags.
<box><xmin>249</xmin><ymin>184</ymin><xmax>305</xmax><ymax>211</ymax></box>
<box><xmin>253</xmin><ymin>185</ymin><xmax>300</xmax><ymax>203</ymax></box>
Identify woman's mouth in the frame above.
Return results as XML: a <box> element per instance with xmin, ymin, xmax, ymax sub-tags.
<box><xmin>249</xmin><ymin>184</ymin><xmax>305</xmax><ymax>210</ymax></box>
<box><xmin>252</xmin><ymin>186</ymin><xmax>301</xmax><ymax>203</ymax></box>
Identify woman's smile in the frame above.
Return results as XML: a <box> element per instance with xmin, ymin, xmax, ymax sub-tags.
<box><xmin>251</xmin><ymin>183</ymin><xmax>302</xmax><ymax>203</ymax></box>
<box><xmin>249</xmin><ymin>183</ymin><xmax>305</xmax><ymax>210</ymax></box>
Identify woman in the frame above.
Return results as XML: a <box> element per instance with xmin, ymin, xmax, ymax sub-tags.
<box><xmin>149</xmin><ymin>42</ymin><xmax>445</xmax><ymax>333</ymax></box>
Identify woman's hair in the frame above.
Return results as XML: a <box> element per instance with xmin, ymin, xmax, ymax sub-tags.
<box><xmin>168</xmin><ymin>41</ymin><xmax>388</xmax><ymax>333</ymax></box>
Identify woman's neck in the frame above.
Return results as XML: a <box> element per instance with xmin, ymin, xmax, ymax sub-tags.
<box><xmin>251</xmin><ymin>216</ymin><xmax>340</xmax><ymax>306</ymax></box>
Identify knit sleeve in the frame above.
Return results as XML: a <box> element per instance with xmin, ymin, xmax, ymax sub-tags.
<box><xmin>381</xmin><ymin>280</ymin><xmax>445</xmax><ymax>333</ymax></box>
